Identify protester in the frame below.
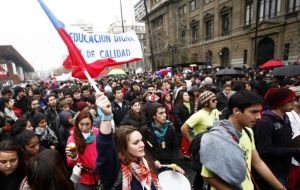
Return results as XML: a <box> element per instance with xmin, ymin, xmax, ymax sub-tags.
<box><xmin>254</xmin><ymin>88</ymin><xmax>300</xmax><ymax>189</ymax></box>
<box><xmin>66</xmin><ymin>110</ymin><xmax>99</xmax><ymax>190</ymax></box>
<box><xmin>96</xmin><ymin>92</ymin><xmax>163</xmax><ymax>190</ymax></box>
<box><xmin>0</xmin><ymin>140</ymin><xmax>25</xmax><ymax>190</ymax></box>
<box><xmin>121</xmin><ymin>99</ymin><xmax>147</xmax><ymax>128</ymax></box>
<box><xmin>201</xmin><ymin>90</ymin><xmax>286</xmax><ymax>190</ymax></box>
<box><xmin>16</xmin><ymin>130</ymin><xmax>41</xmax><ymax>162</ymax></box>
<box><xmin>32</xmin><ymin>113</ymin><xmax>58</xmax><ymax>149</ymax></box>
<box><xmin>111</xmin><ymin>86</ymin><xmax>130</xmax><ymax>127</ymax></box>
<box><xmin>20</xmin><ymin>149</ymin><xmax>74</xmax><ymax>190</ymax></box>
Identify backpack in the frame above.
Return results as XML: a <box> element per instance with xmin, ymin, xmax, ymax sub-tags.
<box><xmin>189</xmin><ymin>127</ymin><xmax>252</xmax><ymax>172</ymax></box>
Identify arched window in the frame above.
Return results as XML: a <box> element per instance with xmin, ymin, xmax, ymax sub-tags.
<box><xmin>257</xmin><ymin>38</ymin><xmax>275</xmax><ymax>66</ymax></box>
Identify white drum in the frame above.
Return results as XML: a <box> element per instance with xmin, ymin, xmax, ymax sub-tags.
<box><xmin>158</xmin><ymin>170</ymin><xmax>191</xmax><ymax>190</ymax></box>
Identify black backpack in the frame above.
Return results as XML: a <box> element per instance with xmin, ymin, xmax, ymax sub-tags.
<box><xmin>189</xmin><ymin>128</ymin><xmax>252</xmax><ymax>172</ymax></box>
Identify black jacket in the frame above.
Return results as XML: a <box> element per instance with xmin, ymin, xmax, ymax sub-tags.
<box><xmin>140</xmin><ymin>122</ymin><xmax>176</xmax><ymax>164</ymax></box>
<box><xmin>121</xmin><ymin>111</ymin><xmax>147</xmax><ymax>128</ymax></box>
<box><xmin>253</xmin><ymin>110</ymin><xmax>300</xmax><ymax>180</ymax></box>
<box><xmin>216</xmin><ymin>92</ymin><xmax>229</xmax><ymax>112</ymax></box>
<box><xmin>173</xmin><ymin>103</ymin><xmax>194</xmax><ymax>130</ymax></box>
<box><xmin>111</xmin><ymin>100</ymin><xmax>130</xmax><ymax>127</ymax></box>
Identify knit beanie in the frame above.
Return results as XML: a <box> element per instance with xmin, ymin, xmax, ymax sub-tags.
<box><xmin>199</xmin><ymin>91</ymin><xmax>216</xmax><ymax>106</ymax></box>
<box><xmin>148</xmin><ymin>94</ymin><xmax>160</xmax><ymax>102</ymax></box>
<box><xmin>264</xmin><ymin>88</ymin><xmax>296</xmax><ymax>109</ymax></box>
<box><xmin>32</xmin><ymin>113</ymin><xmax>47</xmax><ymax>127</ymax></box>
<box><xmin>77</xmin><ymin>101</ymin><xmax>89</xmax><ymax>111</ymax></box>
<box><xmin>146</xmin><ymin>102</ymin><xmax>163</xmax><ymax>120</ymax></box>
<box><xmin>14</xmin><ymin>86</ymin><xmax>23</xmax><ymax>95</ymax></box>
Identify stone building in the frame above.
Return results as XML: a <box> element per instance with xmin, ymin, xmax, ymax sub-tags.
<box><xmin>142</xmin><ymin>0</ymin><xmax>300</xmax><ymax>69</ymax></box>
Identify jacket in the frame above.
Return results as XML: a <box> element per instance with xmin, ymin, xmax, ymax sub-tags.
<box><xmin>173</xmin><ymin>103</ymin><xmax>194</xmax><ymax>130</ymax></box>
<box><xmin>140</xmin><ymin>121</ymin><xmax>176</xmax><ymax>164</ymax></box>
<box><xmin>253</xmin><ymin>110</ymin><xmax>300</xmax><ymax>178</ymax></box>
<box><xmin>67</xmin><ymin>127</ymin><xmax>99</xmax><ymax>185</ymax></box>
<box><xmin>111</xmin><ymin>100</ymin><xmax>130</xmax><ymax>127</ymax></box>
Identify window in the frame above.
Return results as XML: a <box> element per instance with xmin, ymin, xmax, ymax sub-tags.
<box><xmin>180</xmin><ymin>30</ymin><xmax>186</xmax><ymax>45</ymax></box>
<box><xmin>259</xmin><ymin>0</ymin><xmax>280</xmax><ymax>21</ymax></box>
<box><xmin>190</xmin><ymin>0</ymin><xmax>198</xmax><ymax>11</ymax></box>
<box><xmin>220</xmin><ymin>6</ymin><xmax>232</xmax><ymax>36</ymax></box>
<box><xmin>151</xmin><ymin>16</ymin><xmax>163</xmax><ymax>28</ymax></box>
<box><xmin>245</xmin><ymin>0</ymin><xmax>253</xmax><ymax>25</ymax></box>
<box><xmin>204</xmin><ymin>14</ymin><xmax>214</xmax><ymax>40</ymax></box>
<box><xmin>179</xmin><ymin>5</ymin><xmax>187</xmax><ymax>16</ymax></box>
<box><xmin>287</xmin><ymin>0</ymin><xmax>300</xmax><ymax>13</ymax></box>
<box><xmin>222</xmin><ymin>13</ymin><xmax>230</xmax><ymax>35</ymax></box>
<box><xmin>220</xmin><ymin>48</ymin><xmax>230</xmax><ymax>67</ymax></box>
<box><xmin>191</xmin><ymin>20</ymin><xmax>199</xmax><ymax>42</ymax></box>
<box><xmin>243</xmin><ymin>49</ymin><xmax>248</xmax><ymax>64</ymax></box>
<box><xmin>283</xmin><ymin>43</ymin><xmax>290</xmax><ymax>60</ymax></box>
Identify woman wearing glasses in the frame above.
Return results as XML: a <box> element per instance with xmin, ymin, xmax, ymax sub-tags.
<box><xmin>65</xmin><ymin>111</ymin><xmax>99</xmax><ymax>190</ymax></box>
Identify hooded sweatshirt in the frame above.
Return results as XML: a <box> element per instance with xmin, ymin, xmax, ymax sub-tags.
<box><xmin>200</xmin><ymin>120</ymin><xmax>245</xmax><ymax>190</ymax></box>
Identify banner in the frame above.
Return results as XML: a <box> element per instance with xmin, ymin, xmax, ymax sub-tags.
<box><xmin>67</xmin><ymin>27</ymin><xmax>143</xmax><ymax>63</ymax></box>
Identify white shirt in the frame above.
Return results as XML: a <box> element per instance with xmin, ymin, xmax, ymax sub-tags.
<box><xmin>287</xmin><ymin>110</ymin><xmax>300</xmax><ymax>166</ymax></box>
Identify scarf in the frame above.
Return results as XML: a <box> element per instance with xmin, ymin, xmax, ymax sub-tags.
<box><xmin>150</xmin><ymin>121</ymin><xmax>171</xmax><ymax>144</ymax></box>
<box><xmin>4</xmin><ymin>108</ymin><xmax>18</xmax><ymax>121</ymax></box>
<box><xmin>121</xmin><ymin>157</ymin><xmax>161</xmax><ymax>190</ymax></box>
<box><xmin>39</xmin><ymin>126</ymin><xmax>58</xmax><ymax>145</ymax></box>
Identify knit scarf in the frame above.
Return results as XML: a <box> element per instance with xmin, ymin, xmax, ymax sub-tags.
<box><xmin>150</xmin><ymin>121</ymin><xmax>171</xmax><ymax>144</ymax></box>
<box><xmin>121</xmin><ymin>157</ymin><xmax>161</xmax><ymax>190</ymax></box>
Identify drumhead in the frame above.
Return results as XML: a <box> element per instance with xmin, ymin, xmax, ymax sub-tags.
<box><xmin>158</xmin><ymin>170</ymin><xmax>191</xmax><ymax>190</ymax></box>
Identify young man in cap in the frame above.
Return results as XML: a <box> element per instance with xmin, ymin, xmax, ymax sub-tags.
<box><xmin>254</xmin><ymin>88</ymin><xmax>300</xmax><ymax>190</ymax></box>
<box><xmin>201</xmin><ymin>90</ymin><xmax>286</xmax><ymax>190</ymax></box>
<box><xmin>181</xmin><ymin>91</ymin><xmax>219</xmax><ymax>143</ymax></box>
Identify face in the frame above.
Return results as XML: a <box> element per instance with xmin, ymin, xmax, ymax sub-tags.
<box><xmin>24</xmin><ymin>136</ymin><xmax>40</xmax><ymax>157</ymax></box>
<box><xmin>82</xmin><ymin>90</ymin><xmax>90</xmax><ymax>98</ymax></box>
<box><xmin>62</xmin><ymin>104</ymin><xmax>70</xmax><ymax>112</ymax></box>
<box><xmin>28</xmin><ymin>90</ymin><xmax>33</xmax><ymax>97</ymax></box>
<box><xmin>0</xmin><ymin>151</ymin><xmax>18</xmax><ymax>175</ymax></box>
<box><xmin>31</xmin><ymin>100</ymin><xmax>39</xmax><ymax>109</ymax></box>
<box><xmin>132</xmin><ymin>84</ymin><xmax>139</xmax><ymax>91</ymax></box>
<box><xmin>5</xmin><ymin>99</ymin><xmax>14</xmax><ymax>109</ymax></box>
<box><xmin>154</xmin><ymin>107</ymin><xmax>167</xmax><ymax>125</ymax></box>
<box><xmin>209</xmin><ymin>97</ymin><xmax>217</xmax><ymax>109</ymax></box>
<box><xmin>127</xmin><ymin>131</ymin><xmax>145</xmax><ymax>158</ymax></box>
<box><xmin>280</xmin><ymin>99</ymin><xmax>296</xmax><ymax>112</ymax></box>
<box><xmin>47</xmin><ymin>96</ymin><xmax>57</xmax><ymax>107</ymax></box>
<box><xmin>38</xmin><ymin>119</ymin><xmax>47</xmax><ymax>128</ymax></box>
<box><xmin>73</xmin><ymin>92</ymin><xmax>81</xmax><ymax>100</ymax></box>
<box><xmin>65</xmin><ymin>95</ymin><xmax>73</xmax><ymax>104</ymax></box>
<box><xmin>131</xmin><ymin>102</ymin><xmax>141</xmax><ymax>113</ymax></box>
<box><xmin>183</xmin><ymin>92</ymin><xmax>190</xmax><ymax>102</ymax></box>
<box><xmin>245</xmin><ymin>84</ymin><xmax>252</xmax><ymax>91</ymax></box>
<box><xmin>111</xmin><ymin>82</ymin><xmax>117</xmax><ymax>88</ymax></box>
<box><xmin>78</xmin><ymin>117</ymin><xmax>92</xmax><ymax>133</ymax></box>
<box><xmin>17</xmin><ymin>91</ymin><xmax>24</xmax><ymax>98</ymax></box>
<box><xmin>164</xmin><ymin>94</ymin><xmax>171</xmax><ymax>102</ymax></box>
<box><xmin>223</xmin><ymin>87</ymin><xmax>232</xmax><ymax>96</ymax></box>
<box><xmin>148</xmin><ymin>87</ymin><xmax>155</xmax><ymax>93</ymax></box>
<box><xmin>238</xmin><ymin>104</ymin><xmax>263</xmax><ymax>127</ymax></box>
<box><xmin>114</xmin><ymin>90</ymin><xmax>123</xmax><ymax>101</ymax></box>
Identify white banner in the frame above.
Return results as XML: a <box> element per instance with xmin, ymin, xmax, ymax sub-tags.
<box><xmin>66</xmin><ymin>26</ymin><xmax>143</xmax><ymax>63</ymax></box>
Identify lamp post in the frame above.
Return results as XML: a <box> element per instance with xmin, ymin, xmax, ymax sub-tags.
<box><xmin>119</xmin><ymin>0</ymin><xmax>125</xmax><ymax>33</ymax></box>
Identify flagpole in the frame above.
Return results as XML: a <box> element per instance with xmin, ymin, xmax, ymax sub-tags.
<box><xmin>83</xmin><ymin>70</ymin><xmax>100</xmax><ymax>93</ymax></box>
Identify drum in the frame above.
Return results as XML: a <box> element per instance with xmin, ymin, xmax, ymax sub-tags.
<box><xmin>158</xmin><ymin>170</ymin><xmax>191</xmax><ymax>190</ymax></box>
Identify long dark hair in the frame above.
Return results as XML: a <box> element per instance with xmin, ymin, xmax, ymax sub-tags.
<box><xmin>114</xmin><ymin>126</ymin><xmax>156</xmax><ymax>172</ymax></box>
<box><xmin>74</xmin><ymin>110</ymin><xmax>93</xmax><ymax>154</ymax></box>
<box><xmin>27</xmin><ymin>149</ymin><xmax>74</xmax><ymax>190</ymax></box>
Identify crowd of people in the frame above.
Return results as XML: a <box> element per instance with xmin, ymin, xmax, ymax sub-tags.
<box><xmin>0</xmin><ymin>69</ymin><xmax>299</xmax><ymax>190</ymax></box>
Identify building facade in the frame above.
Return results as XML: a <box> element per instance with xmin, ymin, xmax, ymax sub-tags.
<box><xmin>143</xmin><ymin>0</ymin><xmax>300</xmax><ymax>69</ymax></box>
<box><xmin>106</xmin><ymin>21</ymin><xmax>149</xmax><ymax>72</ymax></box>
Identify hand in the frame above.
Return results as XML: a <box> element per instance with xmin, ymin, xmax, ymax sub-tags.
<box><xmin>154</xmin><ymin>160</ymin><xmax>162</xmax><ymax>169</ymax></box>
<box><xmin>66</xmin><ymin>148</ymin><xmax>77</xmax><ymax>159</ymax></box>
<box><xmin>173</xmin><ymin>165</ymin><xmax>185</xmax><ymax>174</ymax></box>
<box><xmin>95</xmin><ymin>92</ymin><xmax>112</xmax><ymax>116</ymax></box>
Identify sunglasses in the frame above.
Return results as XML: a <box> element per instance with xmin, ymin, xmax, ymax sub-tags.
<box><xmin>211</xmin><ymin>98</ymin><xmax>217</xmax><ymax>103</ymax></box>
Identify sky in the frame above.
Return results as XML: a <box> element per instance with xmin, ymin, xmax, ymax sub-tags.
<box><xmin>0</xmin><ymin>0</ymin><xmax>139</xmax><ymax>71</ymax></box>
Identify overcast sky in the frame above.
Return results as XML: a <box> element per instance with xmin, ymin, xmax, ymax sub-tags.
<box><xmin>0</xmin><ymin>0</ymin><xmax>139</xmax><ymax>71</ymax></box>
